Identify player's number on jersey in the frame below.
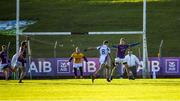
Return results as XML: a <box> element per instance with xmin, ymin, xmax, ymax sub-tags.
<box><xmin>101</xmin><ymin>49</ymin><xmax>106</xmax><ymax>55</ymax></box>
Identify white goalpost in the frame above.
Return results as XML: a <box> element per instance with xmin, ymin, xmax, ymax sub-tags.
<box><xmin>16</xmin><ymin>0</ymin><xmax>149</xmax><ymax>78</ymax></box>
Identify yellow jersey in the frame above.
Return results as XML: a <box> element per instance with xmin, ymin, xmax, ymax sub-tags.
<box><xmin>71</xmin><ymin>52</ymin><xmax>85</xmax><ymax>63</ymax></box>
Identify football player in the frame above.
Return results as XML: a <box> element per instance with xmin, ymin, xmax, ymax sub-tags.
<box><xmin>110</xmin><ymin>38</ymin><xmax>140</xmax><ymax>80</ymax></box>
<box><xmin>68</xmin><ymin>47</ymin><xmax>88</xmax><ymax>79</ymax></box>
<box><xmin>0</xmin><ymin>45</ymin><xmax>11</xmax><ymax>80</ymax></box>
<box><xmin>85</xmin><ymin>40</ymin><xmax>112</xmax><ymax>83</ymax></box>
<box><xmin>11</xmin><ymin>41</ymin><xmax>27</xmax><ymax>83</ymax></box>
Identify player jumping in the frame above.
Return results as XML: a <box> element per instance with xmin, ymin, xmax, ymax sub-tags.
<box><xmin>85</xmin><ymin>40</ymin><xmax>112</xmax><ymax>83</ymax></box>
<box><xmin>110</xmin><ymin>38</ymin><xmax>140</xmax><ymax>80</ymax></box>
<box><xmin>11</xmin><ymin>41</ymin><xmax>27</xmax><ymax>83</ymax></box>
<box><xmin>0</xmin><ymin>45</ymin><xmax>11</xmax><ymax>80</ymax></box>
<box><xmin>68</xmin><ymin>47</ymin><xmax>88</xmax><ymax>79</ymax></box>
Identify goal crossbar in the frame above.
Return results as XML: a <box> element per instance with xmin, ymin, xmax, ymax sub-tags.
<box><xmin>21</xmin><ymin>31</ymin><xmax>144</xmax><ymax>35</ymax></box>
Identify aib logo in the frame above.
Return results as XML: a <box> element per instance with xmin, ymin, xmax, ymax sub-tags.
<box><xmin>57</xmin><ymin>60</ymin><xmax>70</xmax><ymax>73</ymax></box>
<box><xmin>165</xmin><ymin>59</ymin><xmax>179</xmax><ymax>73</ymax></box>
<box><xmin>168</xmin><ymin>62</ymin><xmax>176</xmax><ymax>68</ymax></box>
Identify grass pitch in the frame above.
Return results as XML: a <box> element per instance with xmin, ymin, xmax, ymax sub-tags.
<box><xmin>0</xmin><ymin>79</ymin><xmax>180</xmax><ymax>101</ymax></box>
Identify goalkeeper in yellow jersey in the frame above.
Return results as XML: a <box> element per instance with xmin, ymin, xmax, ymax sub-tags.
<box><xmin>68</xmin><ymin>47</ymin><xmax>88</xmax><ymax>79</ymax></box>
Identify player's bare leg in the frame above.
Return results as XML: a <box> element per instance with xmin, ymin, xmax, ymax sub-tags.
<box><xmin>18</xmin><ymin>68</ymin><xmax>22</xmax><ymax>83</ymax></box>
<box><xmin>91</xmin><ymin>64</ymin><xmax>104</xmax><ymax>83</ymax></box>
<box><xmin>3</xmin><ymin>64</ymin><xmax>13</xmax><ymax>80</ymax></box>
<box><xmin>105</xmin><ymin>66</ymin><xmax>111</xmax><ymax>82</ymax></box>
<box><xmin>3</xmin><ymin>69</ymin><xmax>9</xmax><ymax>80</ymax></box>
<box><xmin>9</xmin><ymin>66</ymin><xmax>16</xmax><ymax>72</ymax></box>
<box><xmin>124</xmin><ymin>64</ymin><xmax>134</xmax><ymax>80</ymax></box>
<box><xmin>19</xmin><ymin>66</ymin><xmax>26</xmax><ymax>83</ymax></box>
<box><xmin>109</xmin><ymin>63</ymin><xmax>119</xmax><ymax>81</ymax></box>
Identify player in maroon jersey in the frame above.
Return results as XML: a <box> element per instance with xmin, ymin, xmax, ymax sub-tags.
<box><xmin>110</xmin><ymin>38</ymin><xmax>140</xmax><ymax>80</ymax></box>
<box><xmin>0</xmin><ymin>45</ymin><xmax>11</xmax><ymax>80</ymax></box>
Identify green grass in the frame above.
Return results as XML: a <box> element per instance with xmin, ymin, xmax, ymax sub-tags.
<box><xmin>0</xmin><ymin>79</ymin><xmax>180</xmax><ymax>100</ymax></box>
<box><xmin>0</xmin><ymin>0</ymin><xmax>180</xmax><ymax>57</ymax></box>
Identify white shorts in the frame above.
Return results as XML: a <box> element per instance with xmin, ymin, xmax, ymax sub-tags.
<box><xmin>73</xmin><ymin>63</ymin><xmax>83</xmax><ymax>69</ymax></box>
<box><xmin>11</xmin><ymin>61</ymin><xmax>23</xmax><ymax>69</ymax></box>
<box><xmin>0</xmin><ymin>64</ymin><xmax>8</xmax><ymax>70</ymax></box>
<box><xmin>16</xmin><ymin>62</ymin><xmax>23</xmax><ymax>68</ymax></box>
<box><xmin>115</xmin><ymin>57</ymin><xmax>127</xmax><ymax>64</ymax></box>
<box><xmin>11</xmin><ymin>53</ymin><xmax>19</xmax><ymax>68</ymax></box>
<box><xmin>99</xmin><ymin>55</ymin><xmax>111</xmax><ymax>67</ymax></box>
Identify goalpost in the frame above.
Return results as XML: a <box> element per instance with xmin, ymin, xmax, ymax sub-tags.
<box><xmin>16</xmin><ymin>0</ymin><xmax>149</xmax><ymax>78</ymax></box>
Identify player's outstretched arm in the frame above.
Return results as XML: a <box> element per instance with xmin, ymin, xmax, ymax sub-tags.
<box><xmin>83</xmin><ymin>56</ymin><xmax>88</xmax><ymax>62</ymax></box>
<box><xmin>67</xmin><ymin>57</ymin><xmax>73</xmax><ymax>66</ymax></box>
<box><xmin>128</xmin><ymin>42</ymin><xmax>140</xmax><ymax>47</ymax></box>
<box><xmin>68</xmin><ymin>57</ymin><xmax>73</xmax><ymax>62</ymax></box>
<box><xmin>84</xmin><ymin>47</ymin><xmax>96</xmax><ymax>52</ymax></box>
<box><xmin>112</xmin><ymin>45</ymin><xmax>118</xmax><ymax>48</ymax></box>
<box><xmin>110</xmin><ymin>45</ymin><xmax>118</xmax><ymax>50</ymax></box>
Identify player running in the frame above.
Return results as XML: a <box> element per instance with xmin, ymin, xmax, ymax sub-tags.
<box><xmin>110</xmin><ymin>38</ymin><xmax>140</xmax><ymax>80</ymax></box>
<box><xmin>11</xmin><ymin>41</ymin><xmax>27</xmax><ymax>83</ymax></box>
<box><xmin>68</xmin><ymin>47</ymin><xmax>88</xmax><ymax>79</ymax></box>
<box><xmin>0</xmin><ymin>45</ymin><xmax>11</xmax><ymax>80</ymax></box>
<box><xmin>85</xmin><ymin>40</ymin><xmax>112</xmax><ymax>83</ymax></box>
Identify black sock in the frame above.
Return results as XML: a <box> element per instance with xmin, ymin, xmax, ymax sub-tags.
<box><xmin>74</xmin><ymin>68</ymin><xmax>77</xmax><ymax>76</ymax></box>
<box><xmin>79</xmin><ymin>67</ymin><xmax>83</xmax><ymax>77</ymax></box>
